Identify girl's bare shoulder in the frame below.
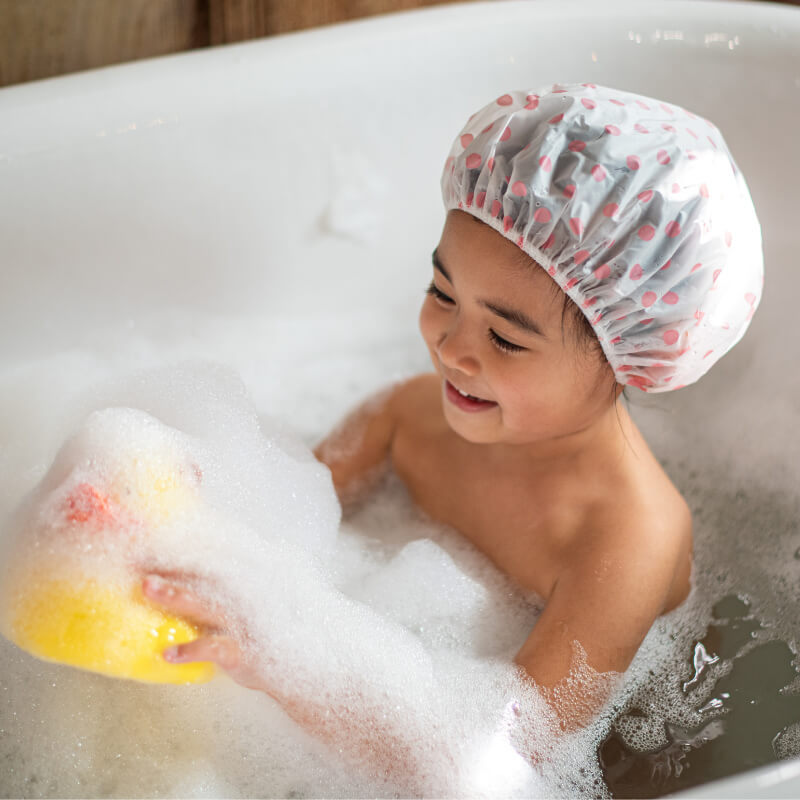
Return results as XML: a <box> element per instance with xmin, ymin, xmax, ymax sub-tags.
<box><xmin>579</xmin><ymin>439</ymin><xmax>694</xmax><ymax>615</ymax></box>
<box><xmin>389</xmin><ymin>373</ymin><xmax>444</xmax><ymax>423</ymax></box>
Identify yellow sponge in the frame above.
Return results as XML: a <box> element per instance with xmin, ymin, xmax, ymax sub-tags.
<box><xmin>8</xmin><ymin>576</ymin><xmax>214</xmax><ymax>685</ymax></box>
<box><xmin>2</xmin><ymin>413</ymin><xmax>214</xmax><ymax>686</ymax></box>
<box><xmin>107</xmin><ymin>456</ymin><xmax>201</xmax><ymax>527</ymax></box>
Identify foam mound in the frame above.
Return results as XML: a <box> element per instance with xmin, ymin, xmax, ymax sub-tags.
<box><xmin>0</xmin><ymin>367</ymin><xmax>341</xmax><ymax>686</ymax></box>
<box><xmin>0</xmin><ymin>362</ymin><xmax>630</xmax><ymax>797</ymax></box>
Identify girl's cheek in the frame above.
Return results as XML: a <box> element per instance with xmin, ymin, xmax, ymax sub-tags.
<box><xmin>498</xmin><ymin>363</ymin><xmax>546</xmax><ymax>408</ymax></box>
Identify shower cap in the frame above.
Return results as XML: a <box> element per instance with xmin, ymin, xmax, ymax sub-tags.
<box><xmin>441</xmin><ymin>83</ymin><xmax>764</xmax><ymax>392</ymax></box>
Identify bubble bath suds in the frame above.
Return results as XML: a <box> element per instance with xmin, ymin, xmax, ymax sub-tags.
<box><xmin>0</xmin><ymin>310</ymin><xmax>798</xmax><ymax>798</ymax></box>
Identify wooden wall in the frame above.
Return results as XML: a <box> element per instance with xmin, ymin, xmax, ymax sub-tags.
<box><xmin>0</xmin><ymin>0</ymin><xmax>476</xmax><ymax>87</ymax></box>
<box><xmin>1</xmin><ymin>0</ymin><xmax>205</xmax><ymax>87</ymax></box>
<box><xmin>2</xmin><ymin>0</ymin><xmax>798</xmax><ymax>88</ymax></box>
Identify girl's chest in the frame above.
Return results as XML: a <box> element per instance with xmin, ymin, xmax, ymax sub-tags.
<box><xmin>390</xmin><ymin>427</ymin><xmax>582</xmax><ymax>600</ymax></box>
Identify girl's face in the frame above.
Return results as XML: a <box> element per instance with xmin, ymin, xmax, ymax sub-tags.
<box><xmin>419</xmin><ymin>209</ymin><xmax>620</xmax><ymax>448</ymax></box>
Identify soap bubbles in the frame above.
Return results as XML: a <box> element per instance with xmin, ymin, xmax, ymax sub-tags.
<box><xmin>0</xmin><ymin>364</ymin><xmax>343</xmax><ymax>689</ymax></box>
<box><xmin>0</xmin><ymin>361</ymin><xmax>624</xmax><ymax>797</ymax></box>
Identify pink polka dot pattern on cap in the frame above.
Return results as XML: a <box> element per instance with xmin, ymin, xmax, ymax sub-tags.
<box><xmin>441</xmin><ymin>82</ymin><xmax>764</xmax><ymax>393</ymax></box>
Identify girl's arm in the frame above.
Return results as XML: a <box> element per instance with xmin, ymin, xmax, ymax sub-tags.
<box><xmin>312</xmin><ymin>384</ymin><xmax>399</xmax><ymax>510</ymax></box>
<box><xmin>143</xmin><ymin>572</ymin><xmax>471</xmax><ymax>796</ymax></box>
<box><xmin>513</xmin><ymin>507</ymin><xmax>691</xmax><ymax>733</ymax></box>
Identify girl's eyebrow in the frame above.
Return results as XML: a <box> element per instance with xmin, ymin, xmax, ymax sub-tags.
<box><xmin>431</xmin><ymin>248</ymin><xmax>547</xmax><ymax>339</ymax></box>
<box><xmin>432</xmin><ymin>249</ymin><xmax>451</xmax><ymax>282</ymax></box>
<box><xmin>482</xmin><ymin>301</ymin><xmax>547</xmax><ymax>339</ymax></box>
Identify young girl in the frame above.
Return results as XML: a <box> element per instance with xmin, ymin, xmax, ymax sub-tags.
<box><xmin>144</xmin><ymin>82</ymin><xmax>763</xmax><ymax>784</ymax></box>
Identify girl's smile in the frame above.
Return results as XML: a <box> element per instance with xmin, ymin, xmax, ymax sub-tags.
<box><xmin>444</xmin><ymin>379</ymin><xmax>498</xmax><ymax>412</ymax></box>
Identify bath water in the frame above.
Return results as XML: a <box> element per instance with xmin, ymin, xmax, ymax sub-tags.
<box><xmin>0</xmin><ymin>304</ymin><xmax>798</xmax><ymax>798</ymax></box>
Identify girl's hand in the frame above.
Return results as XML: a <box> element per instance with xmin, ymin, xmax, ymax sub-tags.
<box><xmin>142</xmin><ymin>574</ymin><xmax>268</xmax><ymax>693</ymax></box>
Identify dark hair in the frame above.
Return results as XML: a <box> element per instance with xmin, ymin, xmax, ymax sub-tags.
<box><xmin>557</xmin><ymin>291</ymin><xmax>628</xmax><ymax>408</ymax></box>
<box><xmin>505</xmin><ymin>239</ymin><xmax>627</xmax><ymax>409</ymax></box>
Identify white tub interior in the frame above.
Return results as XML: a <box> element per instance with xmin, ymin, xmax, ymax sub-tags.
<box><xmin>1</xmin><ymin>1</ymin><xmax>800</xmax><ymax>797</ymax></box>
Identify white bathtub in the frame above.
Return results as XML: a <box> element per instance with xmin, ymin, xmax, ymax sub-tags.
<box><xmin>1</xmin><ymin>1</ymin><xmax>799</xmax><ymax>796</ymax></box>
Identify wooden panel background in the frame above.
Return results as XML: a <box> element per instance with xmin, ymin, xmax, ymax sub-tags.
<box><xmin>207</xmin><ymin>0</ymin><xmax>473</xmax><ymax>43</ymax></box>
<box><xmin>0</xmin><ymin>0</ymin><xmax>207</xmax><ymax>87</ymax></box>
<box><xmin>0</xmin><ymin>0</ymin><xmax>476</xmax><ymax>87</ymax></box>
<box><xmin>1</xmin><ymin>0</ymin><xmax>798</xmax><ymax>87</ymax></box>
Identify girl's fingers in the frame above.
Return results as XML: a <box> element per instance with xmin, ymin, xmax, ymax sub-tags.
<box><xmin>163</xmin><ymin>634</ymin><xmax>241</xmax><ymax>671</ymax></box>
<box><xmin>142</xmin><ymin>574</ymin><xmax>227</xmax><ymax>630</ymax></box>
<box><xmin>143</xmin><ymin>575</ymin><xmax>260</xmax><ymax>686</ymax></box>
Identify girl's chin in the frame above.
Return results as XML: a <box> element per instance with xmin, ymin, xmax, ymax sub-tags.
<box><xmin>442</xmin><ymin>408</ymin><xmax>502</xmax><ymax>444</ymax></box>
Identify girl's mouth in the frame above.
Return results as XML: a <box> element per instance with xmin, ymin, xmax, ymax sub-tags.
<box><xmin>444</xmin><ymin>380</ymin><xmax>498</xmax><ymax>412</ymax></box>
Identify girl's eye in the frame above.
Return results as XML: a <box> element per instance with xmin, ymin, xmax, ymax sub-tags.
<box><xmin>426</xmin><ymin>281</ymin><xmax>454</xmax><ymax>305</ymax></box>
<box><xmin>488</xmin><ymin>329</ymin><xmax>526</xmax><ymax>353</ymax></box>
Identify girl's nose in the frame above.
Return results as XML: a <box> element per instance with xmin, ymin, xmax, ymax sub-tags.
<box><xmin>436</xmin><ymin>322</ymin><xmax>480</xmax><ymax>376</ymax></box>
